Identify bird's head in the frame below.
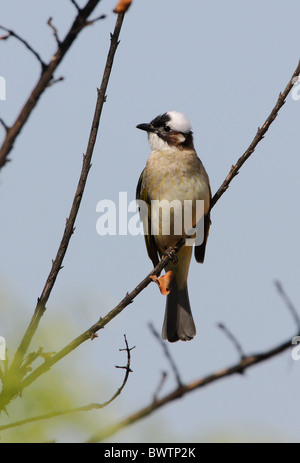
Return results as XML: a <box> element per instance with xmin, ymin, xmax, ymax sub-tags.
<box><xmin>137</xmin><ymin>111</ymin><xmax>194</xmax><ymax>151</ymax></box>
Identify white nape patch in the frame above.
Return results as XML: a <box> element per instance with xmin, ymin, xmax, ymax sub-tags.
<box><xmin>148</xmin><ymin>132</ymin><xmax>172</xmax><ymax>151</ymax></box>
<box><xmin>167</xmin><ymin>111</ymin><xmax>192</xmax><ymax>133</ymax></box>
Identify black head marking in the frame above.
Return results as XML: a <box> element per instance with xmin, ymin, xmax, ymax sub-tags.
<box><xmin>150</xmin><ymin>113</ymin><xmax>171</xmax><ymax>129</ymax></box>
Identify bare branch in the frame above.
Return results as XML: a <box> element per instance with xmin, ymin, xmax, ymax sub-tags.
<box><xmin>85</xmin><ymin>14</ymin><xmax>106</xmax><ymax>27</ymax></box>
<box><xmin>0</xmin><ymin>335</ymin><xmax>134</xmax><ymax>432</ymax></box>
<box><xmin>87</xmin><ymin>332</ymin><xmax>298</xmax><ymax>443</ymax></box>
<box><xmin>0</xmin><ymin>25</ymin><xmax>46</xmax><ymax>70</ymax></box>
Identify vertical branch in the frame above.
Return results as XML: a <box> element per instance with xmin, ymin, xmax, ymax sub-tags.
<box><xmin>4</xmin><ymin>13</ymin><xmax>125</xmax><ymax>398</ymax></box>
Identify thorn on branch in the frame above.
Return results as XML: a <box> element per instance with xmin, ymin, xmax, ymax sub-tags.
<box><xmin>89</xmin><ymin>331</ymin><xmax>98</xmax><ymax>340</ymax></box>
<box><xmin>47</xmin><ymin>17</ymin><xmax>61</xmax><ymax>47</ymax></box>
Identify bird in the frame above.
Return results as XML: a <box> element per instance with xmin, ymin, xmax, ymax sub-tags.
<box><xmin>136</xmin><ymin>111</ymin><xmax>211</xmax><ymax>342</ymax></box>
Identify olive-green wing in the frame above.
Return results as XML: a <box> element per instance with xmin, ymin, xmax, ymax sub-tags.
<box><xmin>136</xmin><ymin>169</ymin><xmax>159</xmax><ymax>267</ymax></box>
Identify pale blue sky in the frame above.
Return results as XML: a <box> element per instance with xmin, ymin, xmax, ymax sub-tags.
<box><xmin>1</xmin><ymin>0</ymin><xmax>300</xmax><ymax>442</ymax></box>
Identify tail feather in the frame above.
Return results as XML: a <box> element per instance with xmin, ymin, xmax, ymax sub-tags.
<box><xmin>161</xmin><ymin>281</ymin><xmax>196</xmax><ymax>342</ymax></box>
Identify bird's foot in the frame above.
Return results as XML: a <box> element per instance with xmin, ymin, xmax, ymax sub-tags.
<box><xmin>150</xmin><ymin>271</ymin><xmax>173</xmax><ymax>296</ymax></box>
<box><xmin>165</xmin><ymin>247</ymin><xmax>178</xmax><ymax>264</ymax></box>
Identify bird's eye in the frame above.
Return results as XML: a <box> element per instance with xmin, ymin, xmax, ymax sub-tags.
<box><xmin>164</xmin><ymin>125</ymin><xmax>171</xmax><ymax>132</ymax></box>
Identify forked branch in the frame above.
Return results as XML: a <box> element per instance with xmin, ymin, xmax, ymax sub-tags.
<box><xmin>0</xmin><ymin>0</ymin><xmax>106</xmax><ymax>169</ymax></box>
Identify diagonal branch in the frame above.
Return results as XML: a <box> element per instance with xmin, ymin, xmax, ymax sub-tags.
<box><xmin>87</xmin><ymin>333</ymin><xmax>298</xmax><ymax>443</ymax></box>
<box><xmin>210</xmin><ymin>59</ymin><xmax>300</xmax><ymax>210</ymax></box>
<box><xmin>0</xmin><ymin>0</ymin><xmax>106</xmax><ymax>170</ymax></box>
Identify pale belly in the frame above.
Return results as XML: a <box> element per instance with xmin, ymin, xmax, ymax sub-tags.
<box><xmin>144</xmin><ymin>149</ymin><xmax>210</xmax><ymax>253</ymax></box>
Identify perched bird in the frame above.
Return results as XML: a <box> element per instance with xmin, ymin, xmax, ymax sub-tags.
<box><xmin>136</xmin><ymin>111</ymin><xmax>211</xmax><ymax>342</ymax></box>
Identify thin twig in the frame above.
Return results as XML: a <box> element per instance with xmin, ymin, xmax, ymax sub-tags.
<box><xmin>149</xmin><ymin>322</ymin><xmax>183</xmax><ymax>388</ymax></box>
<box><xmin>0</xmin><ymin>118</ymin><xmax>10</xmax><ymax>134</ymax></box>
<box><xmin>70</xmin><ymin>0</ymin><xmax>81</xmax><ymax>12</ymax></box>
<box><xmin>47</xmin><ymin>17</ymin><xmax>61</xmax><ymax>46</ymax></box>
<box><xmin>0</xmin><ymin>25</ymin><xmax>46</xmax><ymax>70</ymax></box>
<box><xmin>0</xmin><ymin>335</ymin><xmax>134</xmax><ymax>432</ymax></box>
<box><xmin>274</xmin><ymin>280</ymin><xmax>300</xmax><ymax>332</ymax></box>
<box><xmin>217</xmin><ymin>323</ymin><xmax>246</xmax><ymax>363</ymax></box>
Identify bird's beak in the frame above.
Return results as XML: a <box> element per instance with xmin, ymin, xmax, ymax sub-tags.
<box><xmin>136</xmin><ymin>123</ymin><xmax>155</xmax><ymax>133</ymax></box>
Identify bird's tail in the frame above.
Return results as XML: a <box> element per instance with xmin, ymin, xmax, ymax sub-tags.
<box><xmin>161</xmin><ymin>279</ymin><xmax>196</xmax><ymax>342</ymax></box>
